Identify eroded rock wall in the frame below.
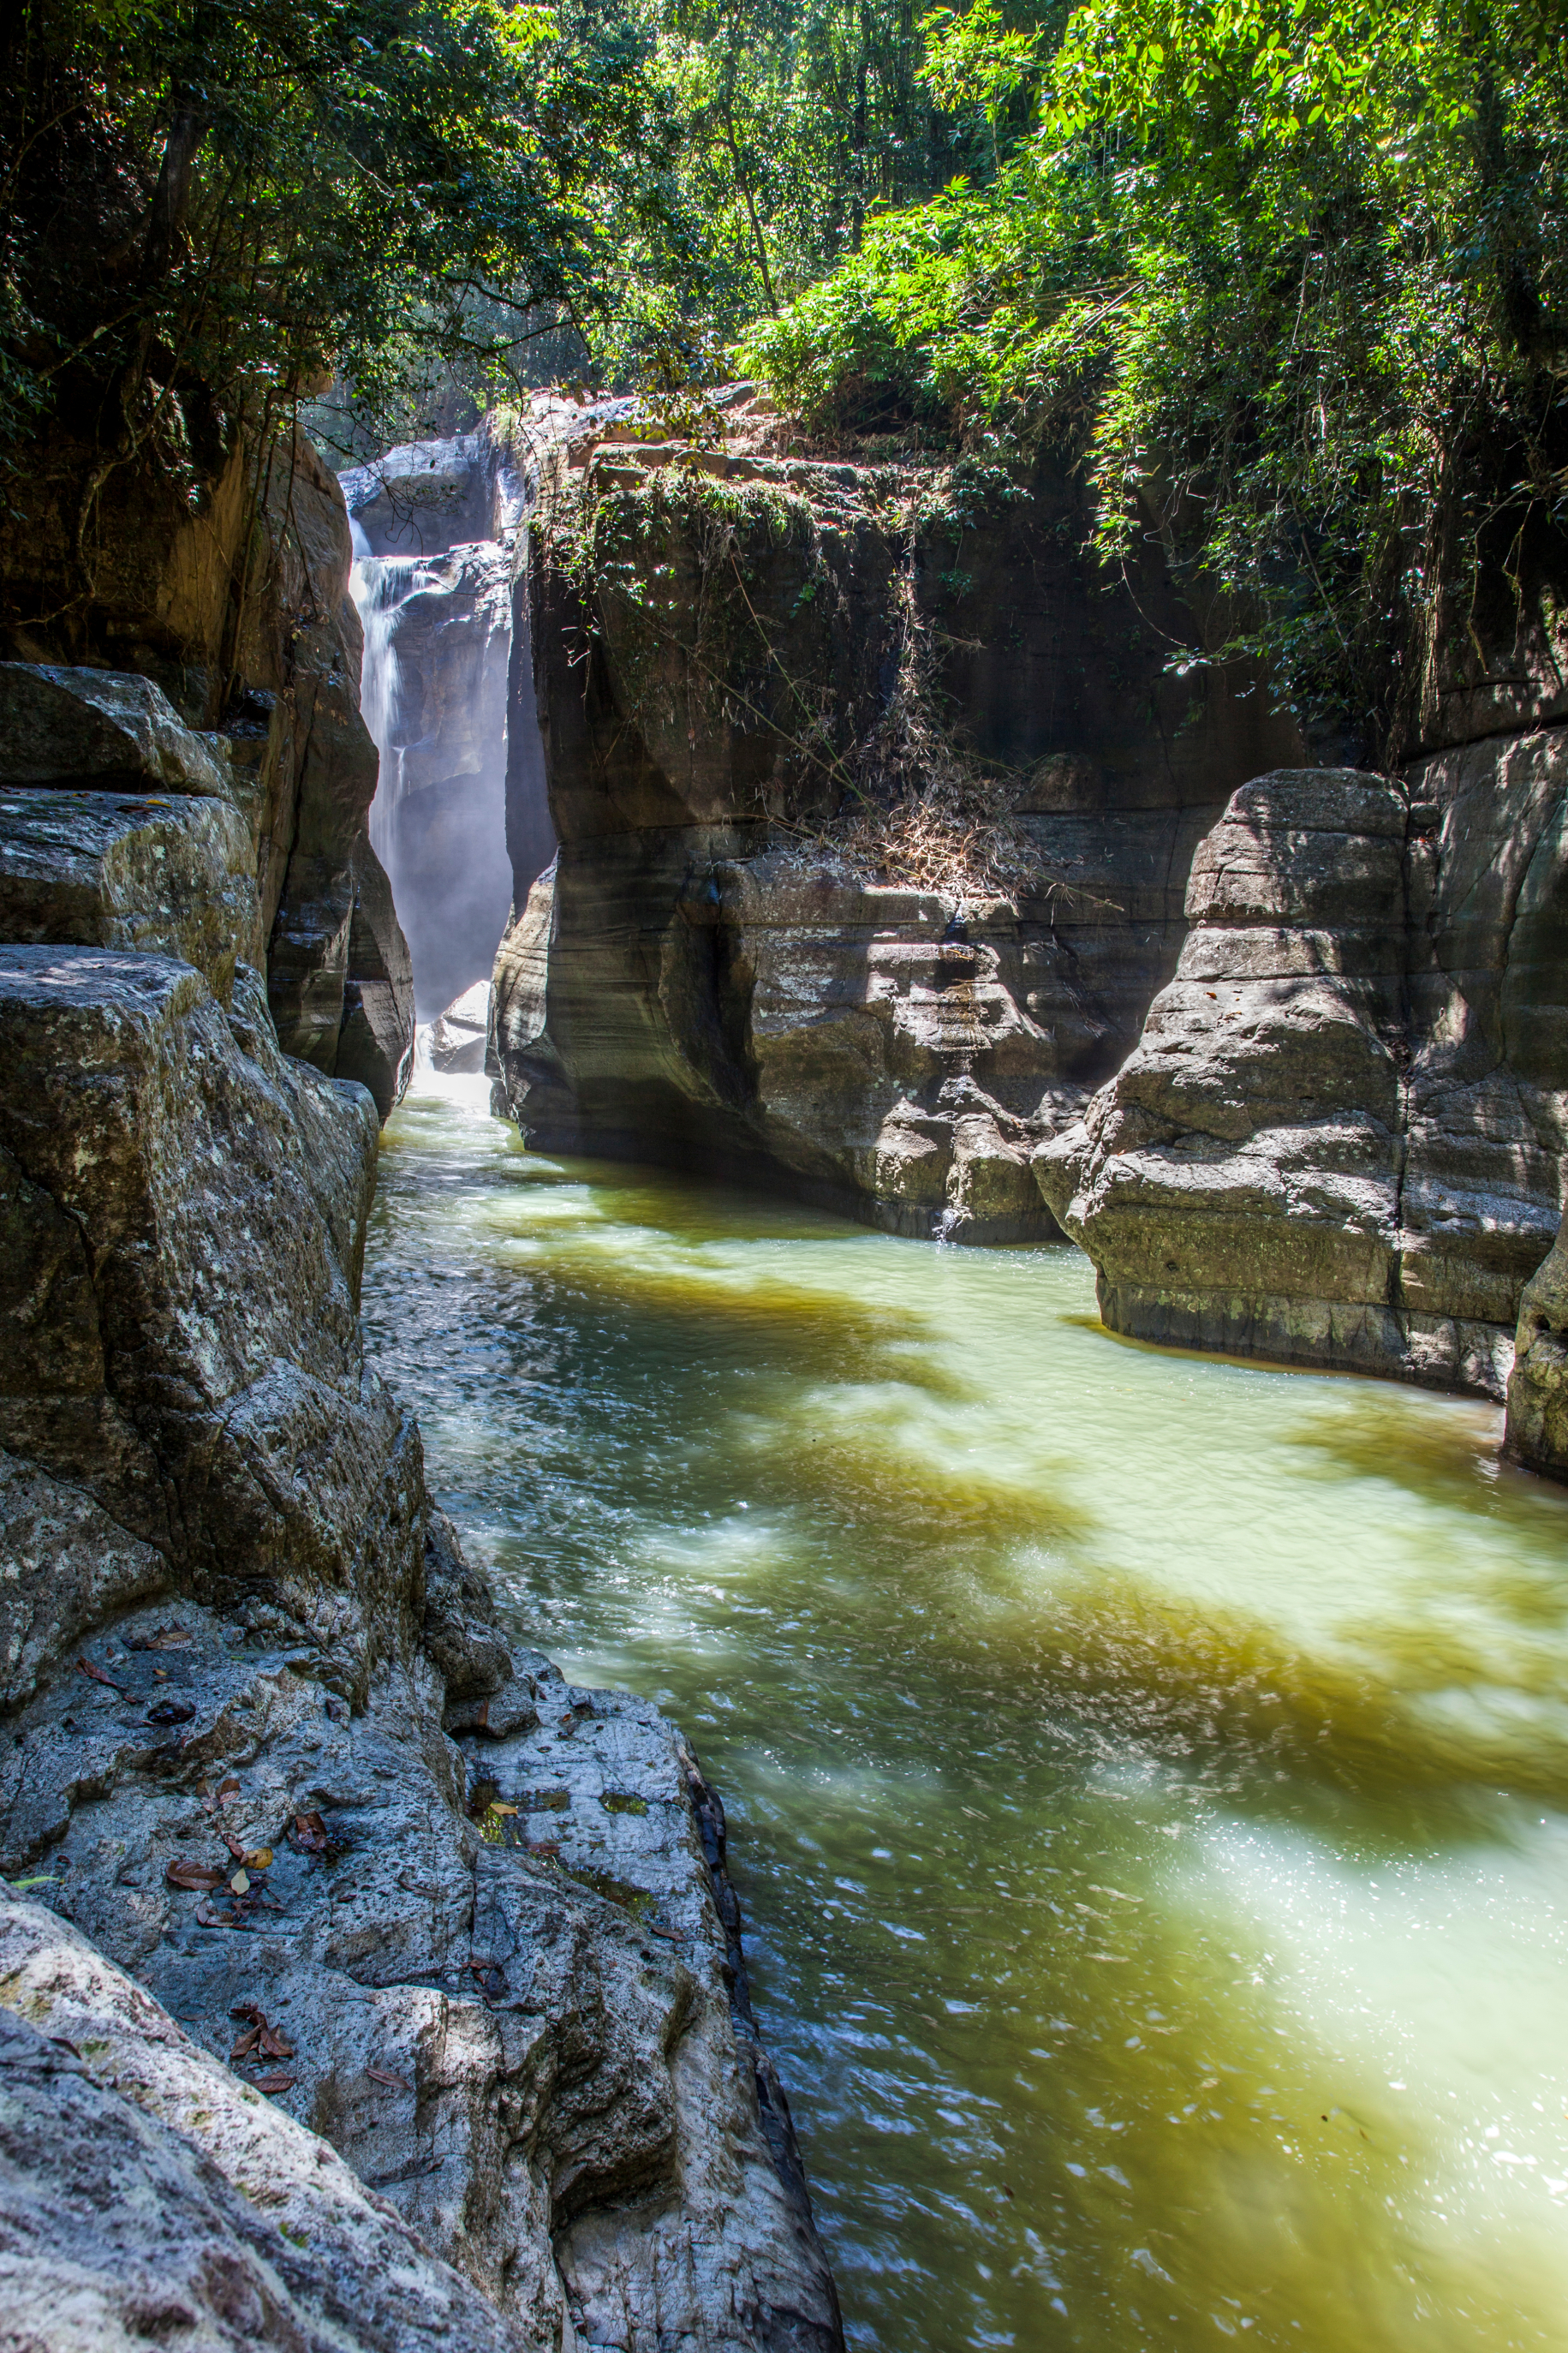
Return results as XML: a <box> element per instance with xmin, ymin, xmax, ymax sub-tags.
<box><xmin>1038</xmin><ymin>732</ymin><xmax>1568</xmax><ymax>1396</ymax></box>
<box><xmin>492</xmin><ymin>394</ymin><xmax>1300</xmax><ymax>1239</ymax></box>
<box><xmin>0</xmin><ymin>421</ymin><xmax>414</xmax><ymax>1114</ymax></box>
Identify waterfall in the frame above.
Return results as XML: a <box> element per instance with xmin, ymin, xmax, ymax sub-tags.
<box><xmin>349</xmin><ymin>523</ymin><xmax>423</xmax><ymax>870</ymax></box>
<box><xmin>343</xmin><ymin>415</ymin><xmax>581</xmax><ymax>1022</ymax></box>
<box><xmin>346</xmin><ymin>496</ymin><xmax>517</xmax><ymax>1020</ymax></box>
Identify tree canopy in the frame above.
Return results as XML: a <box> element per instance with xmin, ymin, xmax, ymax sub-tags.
<box><xmin>3</xmin><ymin>0</ymin><xmax>695</xmax><ymax>471</ymax></box>
<box><xmin>741</xmin><ymin>0</ymin><xmax>1568</xmax><ymax>750</ymax></box>
<box><xmin>5</xmin><ymin>0</ymin><xmax>1565</xmax><ymax>749</ymax></box>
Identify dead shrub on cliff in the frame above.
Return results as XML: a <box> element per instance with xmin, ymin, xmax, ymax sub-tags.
<box><xmin>551</xmin><ymin>457</ymin><xmax>1101</xmax><ymax>916</ymax></box>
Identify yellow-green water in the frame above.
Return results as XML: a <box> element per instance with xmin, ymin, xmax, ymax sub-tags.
<box><xmin>364</xmin><ymin>1076</ymin><xmax>1568</xmax><ymax>2351</ymax></box>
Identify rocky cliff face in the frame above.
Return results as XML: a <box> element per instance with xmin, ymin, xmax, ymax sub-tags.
<box><xmin>0</xmin><ymin>421</ymin><xmax>414</xmax><ymax>1114</ymax></box>
<box><xmin>1037</xmin><ymin>730</ymin><xmax>1568</xmax><ymax>1400</ymax></box>
<box><xmin>0</xmin><ymin>655</ymin><xmax>842</xmax><ymax>2343</ymax></box>
<box><xmin>492</xmin><ymin>393</ymin><xmax>1568</xmax><ymax>1430</ymax></box>
<box><xmin>491</xmin><ymin>392</ymin><xmax>1299</xmax><ymax>1239</ymax></box>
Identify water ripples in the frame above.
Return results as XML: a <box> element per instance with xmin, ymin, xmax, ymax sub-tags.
<box><xmin>362</xmin><ymin>1078</ymin><xmax>1568</xmax><ymax>2352</ymax></box>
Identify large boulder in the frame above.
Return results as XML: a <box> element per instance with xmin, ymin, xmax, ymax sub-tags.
<box><xmin>0</xmin><ymin>662</ymin><xmax>234</xmax><ymax>795</ymax></box>
<box><xmin>0</xmin><ymin>944</ymin><xmax>400</xmax><ymax>1693</ymax></box>
<box><xmin>429</xmin><ymin>979</ymin><xmax>492</xmax><ymax>1073</ymax></box>
<box><xmin>1505</xmin><ymin>1215</ymin><xmax>1568</xmax><ymax>1478</ymax></box>
<box><xmin>1039</xmin><ymin>741</ymin><xmax>1568</xmax><ymax>1394</ymax></box>
<box><xmin>0</xmin><ymin>785</ymin><xmax>260</xmax><ymax>994</ymax></box>
<box><xmin>0</xmin><ymin>1892</ymin><xmax>530</xmax><ymax>2353</ymax></box>
<box><xmin>0</xmin><ymin>1582</ymin><xmax>842</xmax><ymax>2353</ymax></box>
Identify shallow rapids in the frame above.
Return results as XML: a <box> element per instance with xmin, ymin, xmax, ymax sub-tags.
<box><xmin>363</xmin><ymin>1076</ymin><xmax>1568</xmax><ymax>2352</ymax></box>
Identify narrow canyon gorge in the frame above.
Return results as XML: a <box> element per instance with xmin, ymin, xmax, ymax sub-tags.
<box><xmin>3</xmin><ymin>391</ymin><xmax>1566</xmax><ymax>2353</ymax></box>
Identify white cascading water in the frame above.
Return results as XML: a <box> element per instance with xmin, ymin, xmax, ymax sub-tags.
<box><xmin>344</xmin><ymin>427</ymin><xmax>566</xmax><ymax>1022</ymax></box>
<box><xmin>349</xmin><ymin>519</ymin><xmax>423</xmax><ymax>870</ymax></box>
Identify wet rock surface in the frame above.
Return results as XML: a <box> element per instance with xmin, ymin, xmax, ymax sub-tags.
<box><xmin>0</xmin><ymin>1578</ymin><xmax>839</xmax><ymax>2353</ymax></box>
<box><xmin>1039</xmin><ymin>742</ymin><xmax>1568</xmax><ymax>1393</ymax></box>
<box><xmin>430</xmin><ymin>980</ymin><xmax>492</xmax><ymax>1073</ymax></box>
<box><xmin>0</xmin><ymin>1891</ymin><xmax>532</xmax><ymax>2353</ymax></box>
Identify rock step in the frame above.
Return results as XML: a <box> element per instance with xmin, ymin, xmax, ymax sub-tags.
<box><xmin>0</xmin><ymin>662</ymin><xmax>235</xmax><ymax>798</ymax></box>
<box><xmin>0</xmin><ymin>785</ymin><xmax>260</xmax><ymax>996</ymax></box>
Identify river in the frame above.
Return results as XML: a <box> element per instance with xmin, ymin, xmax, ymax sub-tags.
<box><xmin>361</xmin><ymin>1073</ymin><xmax>1568</xmax><ymax>2353</ymax></box>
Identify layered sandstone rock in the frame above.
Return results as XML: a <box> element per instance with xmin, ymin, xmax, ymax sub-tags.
<box><xmin>1505</xmin><ymin>1214</ymin><xmax>1568</xmax><ymax>1478</ymax></box>
<box><xmin>0</xmin><ymin>661</ymin><xmax>235</xmax><ymax>794</ymax></box>
<box><xmin>493</xmin><ymin>849</ymin><xmax>1069</xmax><ymax>1239</ymax></box>
<box><xmin>0</xmin><ymin>429</ymin><xmax>414</xmax><ymax>1116</ymax></box>
<box><xmin>492</xmin><ymin>393</ymin><xmax>1299</xmax><ymax>1239</ymax></box>
<box><xmin>1039</xmin><ymin>736</ymin><xmax>1568</xmax><ymax>1394</ymax></box>
<box><xmin>0</xmin><ymin>784</ymin><xmax>259</xmax><ymax>994</ymax></box>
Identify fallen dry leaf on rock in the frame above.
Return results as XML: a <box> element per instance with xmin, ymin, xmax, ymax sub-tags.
<box><xmin>291</xmin><ymin>1811</ymin><xmax>328</xmax><ymax>1853</ymax></box>
<box><xmin>77</xmin><ymin>1657</ymin><xmax>123</xmax><ymax>1694</ymax></box>
<box><xmin>255</xmin><ymin>2072</ymin><xmax>297</xmax><ymax>2094</ymax></box>
<box><xmin>126</xmin><ymin>1624</ymin><xmax>192</xmax><ymax>1651</ymax></box>
<box><xmin>243</xmin><ymin>1847</ymin><xmax>273</xmax><ymax>1870</ymax></box>
<box><xmin>165</xmin><ymin>1859</ymin><xmax>226</xmax><ymax>1890</ymax></box>
<box><xmin>367</xmin><ymin>2067</ymin><xmax>412</xmax><ymax>2090</ymax></box>
<box><xmin>230</xmin><ymin>2001</ymin><xmax>295</xmax><ymax>2059</ymax></box>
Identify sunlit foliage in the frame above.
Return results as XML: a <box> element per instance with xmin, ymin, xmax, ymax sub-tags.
<box><xmin>742</xmin><ymin>0</ymin><xmax>1568</xmax><ymax>749</ymax></box>
<box><xmin>2</xmin><ymin>0</ymin><xmax>692</xmax><ymax>461</ymax></box>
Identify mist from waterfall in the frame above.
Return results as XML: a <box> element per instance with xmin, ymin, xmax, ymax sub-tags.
<box><xmin>348</xmin><ymin>511</ymin><xmax>518</xmax><ymax>1021</ymax></box>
